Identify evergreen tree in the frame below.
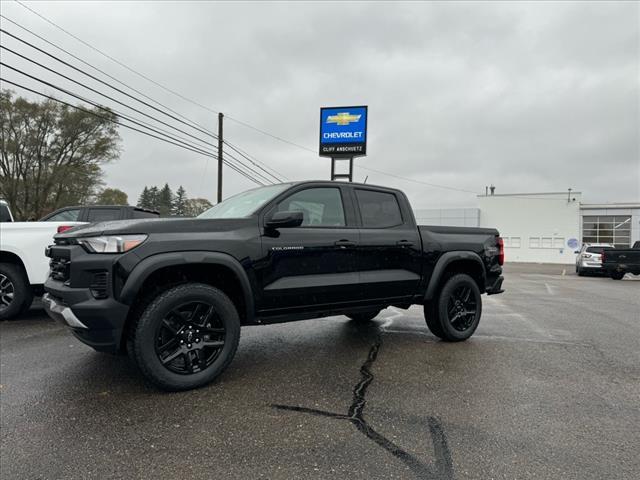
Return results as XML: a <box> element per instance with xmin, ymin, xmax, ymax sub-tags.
<box><xmin>137</xmin><ymin>186</ymin><xmax>152</xmax><ymax>209</ymax></box>
<box><xmin>157</xmin><ymin>183</ymin><xmax>174</xmax><ymax>216</ymax></box>
<box><xmin>148</xmin><ymin>186</ymin><xmax>159</xmax><ymax>211</ymax></box>
<box><xmin>173</xmin><ymin>185</ymin><xmax>187</xmax><ymax>216</ymax></box>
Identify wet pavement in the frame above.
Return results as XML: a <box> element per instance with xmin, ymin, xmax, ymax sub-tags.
<box><xmin>1</xmin><ymin>265</ymin><xmax>638</xmax><ymax>479</ymax></box>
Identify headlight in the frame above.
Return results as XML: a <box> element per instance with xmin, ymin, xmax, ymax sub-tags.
<box><xmin>78</xmin><ymin>235</ymin><xmax>147</xmax><ymax>253</ymax></box>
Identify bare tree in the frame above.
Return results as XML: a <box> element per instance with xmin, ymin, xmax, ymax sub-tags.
<box><xmin>0</xmin><ymin>90</ymin><xmax>120</xmax><ymax>220</ymax></box>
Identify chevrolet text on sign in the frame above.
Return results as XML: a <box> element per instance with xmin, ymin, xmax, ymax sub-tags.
<box><xmin>319</xmin><ymin>106</ymin><xmax>368</xmax><ymax>157</ymax></box>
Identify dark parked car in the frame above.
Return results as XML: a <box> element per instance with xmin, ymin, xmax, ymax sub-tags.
<box><xmin>602</xmin><ymin>241</ymin><xmax>640</xmax><ymax>279</ymax></box>
<box><xmin>43</xmin><ymin>181</ymin><xmax>504</xmax><ymax>390</ymax></box>
<box><xmin>40</xmin><ymin>205</ymin><xmax>159</xmax><ymax>223</ymax></box>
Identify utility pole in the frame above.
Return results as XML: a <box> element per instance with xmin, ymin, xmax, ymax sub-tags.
<box><xmin>217</xmin><ymin>112</ymin><xmax>224</xmax><ymax>203</ymax></box>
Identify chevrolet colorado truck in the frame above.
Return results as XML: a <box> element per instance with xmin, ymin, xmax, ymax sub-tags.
<box><xmin>602</xmin><ymin>241</ymin><xmax>640</xmax><ymax>279</ymax></box>
<box><xmin>43</xmin><ymin>181</ymin><xmax>504</xmax><ymax>390</ymax></box>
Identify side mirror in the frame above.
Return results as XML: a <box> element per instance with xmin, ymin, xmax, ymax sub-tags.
<box><xmin>266</xmin><ymin>211</ymin><xmax>303</xmax><ymax>229</ymax></box>
<box><xmin>574</xmin><ymin>250</ymin><xmax>580</xmax><ymax>254</ymax></box>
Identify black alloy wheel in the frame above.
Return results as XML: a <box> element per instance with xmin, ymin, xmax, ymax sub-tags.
<box><xmin>0</xmin><ymin>273</ymin><xmax>15</xmax><ymax>312</ymax></box>
<box><xmin>155</xmin><ymin>301</ymin><xmax>226</xmax><ymax>375</ymax></box>
<box><xmin>424</xmin><ymin>273</ymin><xmax>482</xmax><ymax>341</ymax></box>
<box><xmin>129</xmin><ymin>283</ymin><xmax>240</xmax><ymax>391</ymax></box>
<box><xmin>446</xmin><ymin>285</ymin><xmax>478</xmax><ymax>332</ymax></box>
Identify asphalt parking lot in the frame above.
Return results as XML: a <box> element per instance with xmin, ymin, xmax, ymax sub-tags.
<box><xmin>1</xmin><ymin>264</ymin><xmax>638</xmax><ymax>479</ymax></box>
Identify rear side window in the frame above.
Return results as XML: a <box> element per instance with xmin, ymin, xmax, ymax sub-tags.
<box><xmin>276</xmin><ymin>188</ymin><xmax>345</xmax><ymax>227</ymax></box>
<box><xmin>87</xmin><ymin>208</ymin><xmax>121</xmax><ymax>222</ymax></box>
<box><xmin>46</xmin><ymin>209</ymin><xmax>80</xmax><ymax>222</ymax></box>
<box><xmin>355</xmin><ymin>189</ymin><xmax>403</xmax><ymax>228</ymax></box>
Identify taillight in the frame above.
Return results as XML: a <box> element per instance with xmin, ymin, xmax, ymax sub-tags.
<box><xmin>57</xmin><ymin>225</ymin><xmax>74</xmax><ymax>233</ymax></box>
<box><xmin>497</xmin><ymin>236</ymin><xmax>504</xmax><ymax>265</ymax></box>
<box><xmin>601</xmin><ymin>250</ymin><xmax>606</xmax><ymax>263</ymax></box>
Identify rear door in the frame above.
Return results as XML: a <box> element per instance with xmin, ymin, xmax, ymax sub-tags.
<box><xmin>353</xmin><ymin>187</ymin><xmax>422</xmax><ymax>302</ymax></box>
<box><xmin>257</xmin><ymin>185</ymin><xmax>360</xmax><ymax>315</ymax></box>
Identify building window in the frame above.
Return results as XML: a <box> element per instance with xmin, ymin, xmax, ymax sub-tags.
<box><xmin>504</xmin><ymin>237</ymin><xmax>521</xmax><ymax>248</ymax></box>
<box><xmin>529</xmin><ymin>236</ymin><xmax>565</xmax><ymax>249</ymax></box>
<box><xmin>582</xmin><ymin>215</ymin><xmax>631</xmax><ymax>248</ymax></box>
<box><xmin>529</xmin><ymin>237</ymin><xmax>540</xmax><ymax>248</ymax></box>
<box><xmin>541</xmin><ymin>237</ymin><xmax>552</xmax><ymax>248</ymax></box>
<box><xmin>553</xmin><ymin>237</ymin><xmax>565</xmax><ymax>249</ymax></box>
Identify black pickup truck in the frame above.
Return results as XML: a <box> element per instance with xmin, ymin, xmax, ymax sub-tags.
<box><xmin>602</xmin><ymin>241</ymin><xmax>640</xmax><ymax>279</ymax></box>
<box><xmin>43</xmin><ymin>181</ymin><xmax>504</xmax><ymax>390</ymax></box>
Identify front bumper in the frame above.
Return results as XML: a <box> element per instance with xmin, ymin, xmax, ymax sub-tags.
<box><xmin>44</xmin><ymin>278</ymin><xmax>130</xmax><ymax>353</ymax></box>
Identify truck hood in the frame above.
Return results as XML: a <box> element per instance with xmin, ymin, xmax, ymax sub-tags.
<box><xmin>55</xmin><ymin>217</ymin><xmax>256</xmax><ymax>239</ymax></box>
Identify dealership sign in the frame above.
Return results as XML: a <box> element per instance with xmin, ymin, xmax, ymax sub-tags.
<box><xmin>319</xmin><ymin>106</ymin><xmax>367</xmax><ymax>157</ymax></box>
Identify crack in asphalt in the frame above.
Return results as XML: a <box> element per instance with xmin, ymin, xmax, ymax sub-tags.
<box><xmin>272</xmin><ymin>333</ymin><xmax>454</xmax><ymax>479</ymax></box>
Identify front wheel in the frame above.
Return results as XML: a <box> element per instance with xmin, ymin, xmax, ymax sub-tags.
<box><xmin>611</xmin><ymin>272</ymin><xmax>625</xmax><ymax>280</ymax></box>
<box><xmin>424</xmin><ymin>274</ymin><xmax>482</xmax><ymax>342</ymax></box>
<box><xmin>129</xmin><ymin>283</ymin><xmax>240</xmax><ymax>391</ymax></box>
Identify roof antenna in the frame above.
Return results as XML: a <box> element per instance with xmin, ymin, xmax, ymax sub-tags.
<box><xmin>490</xmin><ymin>184</ymin><xmax>495</xmax><ymax>195</ymax></box>
<box><xmin>363</xmin><ymin>175</ymin><xmax>368</xmax><ymax>184</ymax></box>
<box><xmin>485</xmin><ymin>186</ymin><xmax>488</xmax><ymax>196</ymax></box>
<box><xmin>568</xmin><ymin>188</ymin><xmax>572</xmax><ymax>203</ymax></box>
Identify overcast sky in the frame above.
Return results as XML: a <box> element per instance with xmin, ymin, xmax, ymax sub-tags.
<box><xmin>1</xmin><ymin>1</ymin><xmax>638</xmax><ymax>208</ymax></box>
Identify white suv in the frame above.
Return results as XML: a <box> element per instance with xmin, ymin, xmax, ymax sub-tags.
<box><xmin>575</xmin><ymin>243</ymin><xmax>614</xmax><ymax>276</ymax></box>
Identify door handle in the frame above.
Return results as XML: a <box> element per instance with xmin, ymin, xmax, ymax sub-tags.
<box><xmin>396</xmin><ymin>240</ymin><xmax>414</xmax><ymax>247</ymax></box>
<box><xmin>335</xmin><ymin>239</ymin><xmax>356</xmax><ymax>248</ymax></box>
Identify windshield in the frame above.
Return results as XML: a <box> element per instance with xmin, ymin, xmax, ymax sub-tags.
<box><xmin>198</xmin><ymin>184</ymin><xmax>291</xmax><ymax>219</ymax></box>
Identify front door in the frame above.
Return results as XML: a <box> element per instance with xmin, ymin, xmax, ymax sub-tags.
<box><xmin>257</xmin><ymin>186</ymin><xmax>360</xmax><ymax>315</ymax></box>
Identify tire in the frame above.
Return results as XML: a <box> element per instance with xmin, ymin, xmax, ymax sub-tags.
<box><xmin>424</xmin><ymin>301</ymin><xmax>445</xmax><ymax>339</ymax></box>
<box><xmin>0</xmin><ymin>263</ymin><xmax>33</xmax><ymax>320</ymax></box>
<box><xmin>129</xmin><ymin>283</ymin><xmax>240</xmax><ymax>391</ymax></box>
<box><xmin>424</xmin><ymin>273</ymin><xmax>482</xmax><ymax>342</ymax></box>
<box><xmin>346</xmin><ymin>310</ymin><xmax>381</xmax><ymax>323</ymax></box>
<box><xmin>611</xmin><ymin>272</ymin><xmax>625</xmax><ymax>280</ymax></box>
<box><xmin>577</xmin><ymin>267</ymin><xmax>585</xmax><ymax>277</ymax></box>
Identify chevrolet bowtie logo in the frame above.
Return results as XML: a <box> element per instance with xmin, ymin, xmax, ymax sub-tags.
<box><xmin>326</xmin><ymin>112</ymin><xmax>361</xmax><ymax>126</ymax></box>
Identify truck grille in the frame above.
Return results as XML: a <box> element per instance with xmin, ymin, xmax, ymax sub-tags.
<box><xmin>49</xmin><ymin>257</ymin><xmax>70</xmax><ymax>282</ymax></box>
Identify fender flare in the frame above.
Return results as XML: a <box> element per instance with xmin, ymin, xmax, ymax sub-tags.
<box><xmin>424</xmin><ymin>251</ymin><xmax>486</xmax><ymax>301</ymax></box>
<box><xmin>119</xmin><ymin>251</ymin><xmax>254</xmax><ymax>322</ymax></box>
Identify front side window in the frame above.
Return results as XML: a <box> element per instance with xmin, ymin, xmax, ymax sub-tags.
<box><xmin>46</xmin><ymin>209</ymin><xmax>80</xmax><ymax>222</ymax></box>
<box><xmin>356</xmin><ymin>189</ymin><xmax>403</xmax><ymax>228</ymax></box>
<box><xmin>276</xmin><ymin>188</ymin><xmax>345</xmax><ymax>227</ymax></box>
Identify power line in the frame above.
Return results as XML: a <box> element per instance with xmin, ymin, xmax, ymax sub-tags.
<box><xmin>357</xmin><ymin>165</ymin><xmax>479</xmax><ymax>194</ymax></box>
<box><xmin>0</xmin><ymin>13</ymin><xmax>218</xmax><ymax>141</ymax></box>
<box><xmin>0</xmin><ymin>78</ymin><xmax>266</xmax><ymax>186</ymax></box>
<box><xmin>223</xmin><ymin>140</ymin><xmax>286</xmax><ymax>183</ymax></box>
<box><xmin>0</xmin><ymin>62</ymin><xmax>275</xmax><ymax>185</ymax></box>
<box><xmin>13</xmin><ymin>0</ymin><xmax>221</xmax><ymax>116</ymax></box>
<box><xmin>0</xmin><ymin>18</ymin><xmax>287</xmax><ymax>184</ymax></box>
<box><xmin>0</xmin><ymin>28</ymin><xmax>218</xmax><ymax>141</ymax></box>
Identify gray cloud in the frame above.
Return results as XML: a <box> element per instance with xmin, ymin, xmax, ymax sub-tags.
<box><xmin>1</xmin><ymin>1</ymin><xmax>638</xmax><ymax>208</ymax></box>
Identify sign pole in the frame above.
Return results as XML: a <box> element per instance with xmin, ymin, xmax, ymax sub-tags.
<box><xmin>348</xmin><ymin>157</ymin><xmax>353</xmax><ymax>182</ymax></box>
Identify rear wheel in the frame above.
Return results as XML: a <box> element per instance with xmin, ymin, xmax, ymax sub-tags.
<box><xmin>424</xmin><ymin>274</ymin><xmax>482</xmax><ymax>342</ymax></box>
<box><xmin>129</xmin><ymin>283</ymin><xmax>240</xmax><ymax>391</ymax></box>
<box><xmin>0</xmin><ymin>263</ymin><xmax>32</xmax><ymax>320</ymax></box>
<box><xmin>611</xmin><ymin>271</ymin><xmax>625</xmax><ymax>280</ymax></box>
<box><xmin>346</xmin><ymin>310</ymin><xmax>381</xmax><ymax>323</ymax></box>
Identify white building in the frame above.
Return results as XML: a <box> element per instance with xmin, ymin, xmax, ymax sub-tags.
<box><xmin>414</xmin><ymin>191</ymin><xmax>639</xmax><ymax>264</ymax></box>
